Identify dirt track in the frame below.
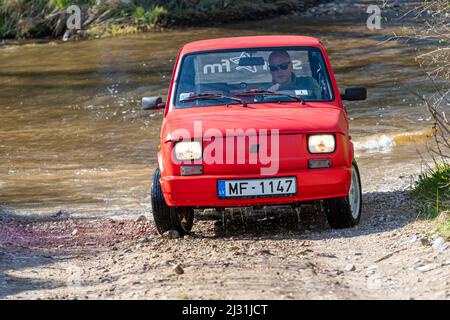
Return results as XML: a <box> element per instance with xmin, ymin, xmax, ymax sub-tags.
<box><xmin>1</xmin><ymin>159</ymin><xmax>449</xmax><ymax>300</ymax></box>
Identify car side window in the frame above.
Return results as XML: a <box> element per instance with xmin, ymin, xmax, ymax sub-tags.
<box><xmin>310</xmin><ymin>51</ymin><xmax>332</xmax><ymax>100</ymax></box>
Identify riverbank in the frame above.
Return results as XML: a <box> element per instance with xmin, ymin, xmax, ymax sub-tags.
<box><xmin>1</xmin><ymin>159</ymin><xmax>449</xmax><ymax>299</ymax></box>
<box><xmin>0</xmin><ymin>0</ymin><xmax>330</xmax><ymax>41</ymax></box>
<box><xmin>0</xmin><ymin>0</ymin><xmax>424</xmax><ymax>42</ymax></box>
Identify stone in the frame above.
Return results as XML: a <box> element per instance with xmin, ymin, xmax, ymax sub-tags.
<box><xmin>344</xmin><ymin>264</ymin><xmax>356</xmax><ymax>272</ymax></box>
<box><xmin>416</xmin><ymin>264</ymin><xmax>435</xmax><ymax>272</ymax></box>
<box><xmin>174</xmin><ymin>264</ymin><xmax>184</xmax><ymax>275</ymax></box>
<box><xmin>432</xmin><ymin>237</ymin><xmax>448</xmax><ymax>253</ymax></box>
<box><xmin>366</xmin><ymin>266</ymin><xmax>378</xmax><ymax>275</ymax></box>
<box><xmin>71</xmin><ymin>229</ymin><xmax>78</xmax><ymax>236</ymax></box>
<box><xmin>51</xmin><ymin>210</ymin><xmax>69</xmax><ymax>219</ymax></box>
<box><xmin>420</xmin><ymin>237</ymin><xmax>431</xmax><ymax>246</ymax></box>
<box><xmin>163</xmin><ymin>230</ymin><xmax>180</xmax><ymax>240</ymax></box>
<box><xmin>136</xmin><ymin>215</ymin><xmax>147</xmax><ymax>223</ymax></box>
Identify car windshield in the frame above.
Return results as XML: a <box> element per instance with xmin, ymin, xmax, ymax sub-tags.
<box><xmin>173</xmin><ymin>46</ymin><xmax>334</xmax><ymax>108</ymax></box>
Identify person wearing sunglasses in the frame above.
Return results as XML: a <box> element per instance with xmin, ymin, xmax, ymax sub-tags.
<box><xmin>265</xmin><ymin>50</ymin><xmax>321</xmax><ymax>98</ymax></box>
<box><xmin>267</xmin><ymin>50</ymin><xmax>295</xmax><ymax>91</ymax></box>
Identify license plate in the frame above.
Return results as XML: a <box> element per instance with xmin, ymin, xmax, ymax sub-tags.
<box><xmin>217</xmin><ymin>177</ymin><xmax>297</xmax><ymax>198</ymax></box>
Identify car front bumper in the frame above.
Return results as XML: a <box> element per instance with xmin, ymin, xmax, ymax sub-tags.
<box><xmin>160</xmin><ymin>166</ymin><xmax>351</xmax><ymax>207</ymax></box>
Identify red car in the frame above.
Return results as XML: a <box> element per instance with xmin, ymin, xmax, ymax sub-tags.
<box><xmin>143</xmin><ymin>35</ymin><xmax>366</xmax><ymax>235</ymax></box>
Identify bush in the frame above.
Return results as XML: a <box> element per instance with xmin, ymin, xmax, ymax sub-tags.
<box><xmin>411</xmin><ymin>0</ymin><xmax>450</xmax><ymax>239</ymax></box>
<box><xmin>134</xmin><ymin>5</ymin><xmax>168</xmax><ymax>28</ymax></box>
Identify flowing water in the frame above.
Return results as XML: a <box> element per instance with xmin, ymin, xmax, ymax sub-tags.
<box><xmin>0</xmin><ymin>12</ymin><xmax>446</xmax><ymax>218</ymax></box>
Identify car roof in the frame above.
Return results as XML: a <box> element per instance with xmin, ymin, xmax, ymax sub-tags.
<box><xmin>181</xmin><ymin>35</ymin><xmax>322</xmax><ymax>54</ymax></box>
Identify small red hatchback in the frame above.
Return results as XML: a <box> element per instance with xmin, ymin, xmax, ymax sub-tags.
<box><xmin>143</xmin><ymin>35</ymin><xmax>366</xmax><ymax>235</ymax></box>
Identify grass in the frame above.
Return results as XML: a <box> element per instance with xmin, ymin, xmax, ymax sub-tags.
<box><xmin>85</xmin><ymin>23</ymin><xmax>138</xmax><ymax>38</ymax></box>
<box><xmin>50</xmin><ymin>0</ymin><xmax>96</xmax><ymax>10</ymax></box>
<box><xmin>178</xmin><ymin>292</ymin><xmax>189</xmax><ymax>300</ymax></box>
<box><xmin>412</xmin><ymin>161</ymin><xmax>450</xmax><ymax>239</ymax></box>
<box><xmin>413</xmin><ymin>161</ymin><xmax>450</xmax><ymax>219</ymax></box>
<box><xmin>434</xmin><ymin>213</ymin><xmax>450</xmax><ymax>240</ymax></box>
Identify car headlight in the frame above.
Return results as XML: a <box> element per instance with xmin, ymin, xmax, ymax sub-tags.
<box><xmin>308</xmin><ymin>134</ymin><xmax>335</xmax><ymax>153</ymax></box>
<box><xmin>174</xmin><ymin>141</ymin><xmax>202</xmax><ymax>160</ymax></box>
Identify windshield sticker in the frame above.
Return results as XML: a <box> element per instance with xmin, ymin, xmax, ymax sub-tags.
<box><xmin>295</xmin><ymin>90</ymin><xmax>309</xmax><ymax>96</ymax></box>
<box><xmin>201</xmin><ymin>52</ymin><xmax>303</xmax><ymax>75</ymax></box>
<box><xmin>180</xmin><ymin>92</ymin><xmax>194</xmax><ymax>100</ymax></box>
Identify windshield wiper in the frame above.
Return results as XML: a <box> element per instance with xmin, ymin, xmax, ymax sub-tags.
<box><xmin>234</xmin><ymin>89</ymin><xmax>305</xmax><ymax>105</ymax></box>
<box><xmin>180</xmin><ymin>93</ymin><xmax>247</xmax><ymax>107</ymax></box>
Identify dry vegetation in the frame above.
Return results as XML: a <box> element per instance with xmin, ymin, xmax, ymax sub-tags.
<box><xmin>411</xmin><ymin>0</ymin><xmax>449</xmax><ymax>238</ymax></box>
<box><xmin>0</xmin><ymin>0</ymin><xmax>327</xmax><ymax>39</ymax></box>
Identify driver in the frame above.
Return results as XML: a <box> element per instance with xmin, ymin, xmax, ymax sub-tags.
<box><xmin>266</xmin><ymin>50</ymin><xmax>321</xmax><ymax>98</ymax></box>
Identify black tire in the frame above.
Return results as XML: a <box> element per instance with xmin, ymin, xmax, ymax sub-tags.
<box><xmin>323</xmin><ymin>161</ymin><xmax>362</xmax><ymax>229</ymax></box>
<box><xmin>151</xmin><ymin>168</ymin><xmax>194</xmax><ymax>235</ymax></box>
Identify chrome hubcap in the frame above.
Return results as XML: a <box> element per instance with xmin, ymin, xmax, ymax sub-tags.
<box><xmin>348</xmin><ymin>164</ymin><xmax>361</xmax><ymax>219</ymax></box>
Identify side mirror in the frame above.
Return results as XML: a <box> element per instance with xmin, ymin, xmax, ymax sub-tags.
<box><xmin>341</xmin><ymin>87</ymin><xmax>367</xmax><ymax>101</ymax></box>
<box><xmin>142</xmin><ymin>96</ymin><xmax>165</xmax><ymax>110</ymax></box>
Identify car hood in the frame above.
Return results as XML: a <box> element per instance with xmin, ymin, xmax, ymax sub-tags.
<box><xmin>162</xmin><ymin>103</ymin><xmax>348</xmax><ymax>142</ymax></box>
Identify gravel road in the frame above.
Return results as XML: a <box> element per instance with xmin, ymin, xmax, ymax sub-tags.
<box><xmin>1</xmin><ymin>158</ymin><xmax>449</xmax><ymax>300</ymax></box>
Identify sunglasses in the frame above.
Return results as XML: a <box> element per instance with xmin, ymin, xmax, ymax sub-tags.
<box><xmin>269</xmin><ymin>61</ymin><xmax>291</xmax><ymax>72</ymax></box>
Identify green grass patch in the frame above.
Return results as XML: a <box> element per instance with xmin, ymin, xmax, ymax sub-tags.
<box><xmin>50</xmin><ymin>0</ymin><xmax>97</xmax><ymax>10</ymax></box>
<box><xmin>412</xmin><ymin>161</ymin><xmax>450</xmax><ymax>219</ymax></box>
<box><xmin>133</xmin><ymin>5</ymin><xmax>168</xmax><ymax>30</ymax></box>
<box><xmin>412</xmin><ymin>161</ymin><xmax>450</xmax><ymax>240</ymax></box>
<box><xmin>84</xmin><ymin>23</ymin><xmax>138</xmax><ymax>38</ymax></box>
<box><xmin>434</xmin><ymin>213</ymin><xmax>450</xmax><ymax>240</ymax></box>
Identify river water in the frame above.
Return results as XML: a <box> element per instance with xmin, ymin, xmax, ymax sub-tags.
<box><xmin>0</xmin><ymin>10</ymin><xmax>446</xmax><ymax>218</ymax></box>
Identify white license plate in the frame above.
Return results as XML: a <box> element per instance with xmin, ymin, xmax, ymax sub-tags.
<box><xmin>217</xmin><ymin>177</ymin><xmax>297</xmax><ymax>198</ymax></box>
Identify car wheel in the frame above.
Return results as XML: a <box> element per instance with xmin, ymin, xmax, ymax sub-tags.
<box><xmin>323</xmin><ymin>161</ymin><xmax>362</xmax><ymax>229</ymax></box>
<box><xmin>151</xmin><ymin>168</ymin><xmax>194</xmax><ymax>235</ymax></box>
